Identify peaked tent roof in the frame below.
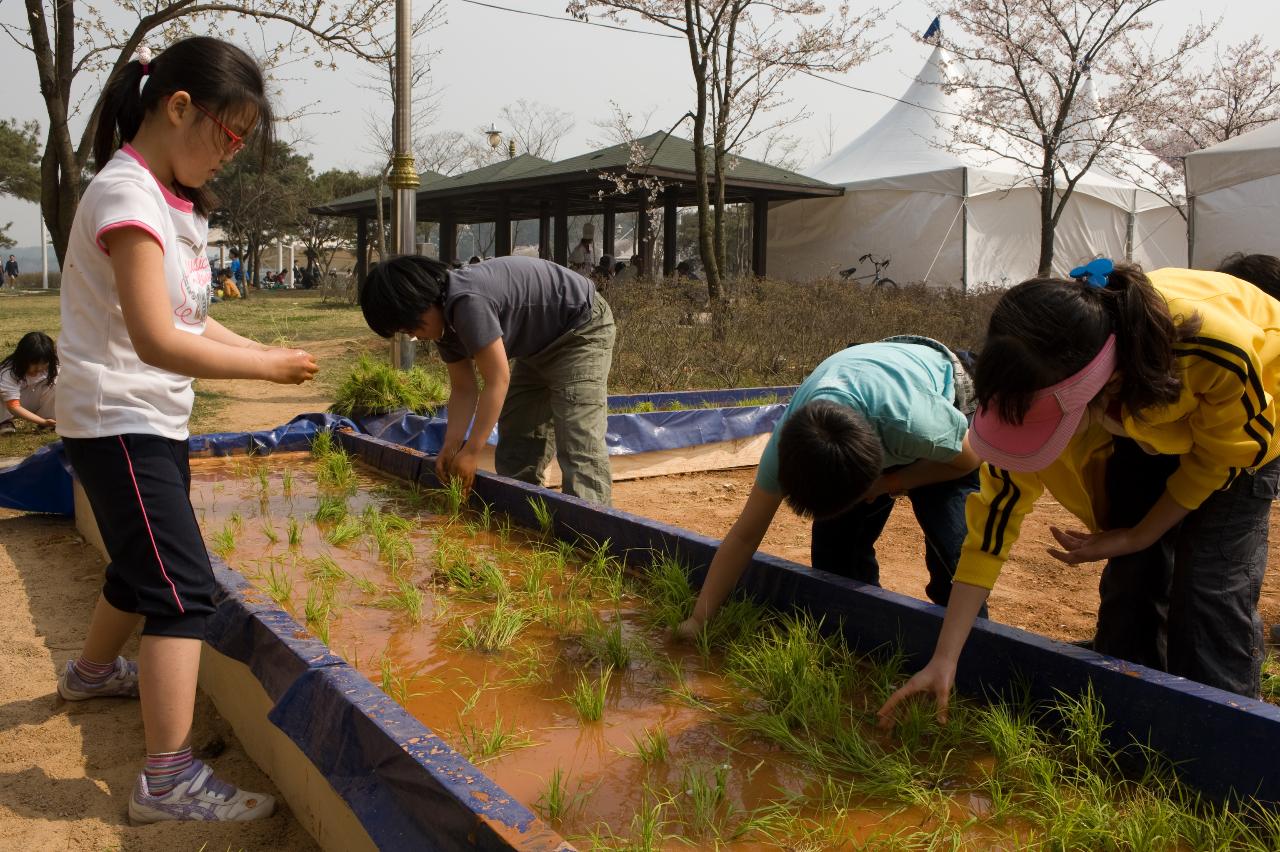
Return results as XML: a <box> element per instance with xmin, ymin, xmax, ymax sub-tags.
<box><xmin>807</xmin><ymin>44</ymin><xmax>1140</xmax><ymax>209</ymax></box>
<box><xmin>1185</xmin><ymin>121</ymin><xmax>1280</xmax><ymax>197</ymax></box>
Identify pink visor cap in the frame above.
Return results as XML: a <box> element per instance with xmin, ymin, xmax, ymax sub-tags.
<box><xmin>970</xmin><ymin>335</ymin><xmax>1117</xmax><ymax>473</ymax></box>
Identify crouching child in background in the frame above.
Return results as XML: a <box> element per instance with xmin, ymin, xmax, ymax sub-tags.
<box><xmin>0</xmin><ymin>331</ymin><xmax>58</xmax><ymax>434</ymax></box>
<box><xmin>360</xmin><ymin>254</ymin><xmax>616</xmax><ymax>505</ymax></box>
<box><xmin>676</xmin><ymin>337</ymin><xmax>984</xmax><ymax>639</ymax></box>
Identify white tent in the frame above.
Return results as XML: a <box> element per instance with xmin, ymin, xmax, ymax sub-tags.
<box><xmin>768</xmin><ymin>45</ymin><xmax>1185</xmax><ymax>288</ymax></box>
<box><xmin>1185</xmin><ymin>121</ymin><xmax>1280</xmax><ymax>268</ymax></box>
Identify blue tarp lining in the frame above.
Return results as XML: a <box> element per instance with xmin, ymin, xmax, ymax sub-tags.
<box><xmin>0</xmin><ymin>386</ymin><xmax>795</xmax><ymax>517</ymax></box>
<box><xmin>336</xmin><ymin>429</ymin><xmax>1280</xmax><ymax>808</ymax></box>
<box><xmin>206</xmin><ymin>556</ymin><xmax>570</xmax><ymax>851</ymax></box>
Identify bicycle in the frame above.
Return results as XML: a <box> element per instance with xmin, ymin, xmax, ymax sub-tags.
<box><xmin>839</xmin><ymin>253</ymin><xmax>898</xmax><ymax>289</ymax></box>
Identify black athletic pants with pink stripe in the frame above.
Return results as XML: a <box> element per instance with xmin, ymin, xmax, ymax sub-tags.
<box><xmin>64</xmin><ymin>434</ymin><xmax>215</xmax><ymax>639</ymax></box>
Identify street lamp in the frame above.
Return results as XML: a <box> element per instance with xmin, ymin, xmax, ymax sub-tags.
<box><xmin>484</xmin><ymin>125</ymin><xmax>516</xmax><ymax>159</ymax></box>
<box><xmin>389</xmin><ymin>0</ymin><xmax>419</xmax><ymax>371</ymax></box>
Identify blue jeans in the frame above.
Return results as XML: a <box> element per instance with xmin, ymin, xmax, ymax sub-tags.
<box><xmin>810</xmin><ymin>469</ymin><xmax>985</xmax><ymax>615</ymax></box>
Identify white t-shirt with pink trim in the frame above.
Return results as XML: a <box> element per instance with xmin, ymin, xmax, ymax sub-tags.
<box><xmin>56</xmin><ymin>145</ymin><xmax>211</xmax><ymax>440</ymax></box>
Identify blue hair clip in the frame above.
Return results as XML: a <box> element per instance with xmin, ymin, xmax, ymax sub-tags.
<box><xmin>1069</xmin><ymin>257</ymin><xmax>1113</xmax><ymax>289</ymax></box>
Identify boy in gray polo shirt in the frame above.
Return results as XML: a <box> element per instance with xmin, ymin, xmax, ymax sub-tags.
<box><xmin>360</xmin><ymin>255</ymin><xmax>615</xmax><ymax>504</ymax></box>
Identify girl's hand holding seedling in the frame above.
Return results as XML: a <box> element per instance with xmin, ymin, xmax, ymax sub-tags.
<box><xmin>878</xmin><ymin>656</ymin><xmax>956</xmax><ymax>727</ymax></box>
<box><xmin>436</xmin><ymin>437</ymin><xmax>464</xmax><ymax>483</ymax></box>
<box><xmin>674</xmin><ymin>616</ymin><xmax>703</xmax><ymax>642</ymax></box>
<box><xmin>262</xmin><ymin>348</ymin><xmax>318</xmax><ymax>385</ymax></box>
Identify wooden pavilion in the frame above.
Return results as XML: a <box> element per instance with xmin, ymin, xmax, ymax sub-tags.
<box><xmin>310</xmin><ymin>132</ymin><xmax>842</xmax><ymax>284</ymax></box>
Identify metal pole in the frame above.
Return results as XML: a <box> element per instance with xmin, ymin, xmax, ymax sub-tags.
<box><xmin>40</xmin><ymin>213</ymin><xmax>49</xmax><ymax>289</ymax></box>
<box><xmin>389</xmin><ymin>0</ymin><xmax>420</xmax><ymax>371</ymax></box>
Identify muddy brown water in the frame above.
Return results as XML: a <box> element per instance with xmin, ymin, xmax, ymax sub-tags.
<box><xmin>190</xmin><ymin>454</ymin><xmax>1005</xmax><ymax>849</ymax></box>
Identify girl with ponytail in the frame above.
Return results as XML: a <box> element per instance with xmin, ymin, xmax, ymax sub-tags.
<box><xmin>57</xmin><ymin>36</ymin><xmax>318</xmax><ymax>823</ymax></box>
<box><xmin>880</xmin><ymin>261</ymin><xmax>1280</xmax><ymax>722</ymax></box>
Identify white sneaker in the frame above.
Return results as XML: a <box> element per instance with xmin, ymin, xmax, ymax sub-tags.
<box><xmin>128</xmin><ymin>760</ymin><xmax>276</xmax><ymax>824</ymax></box>
<box><xmin>56</xmin><ymin>657</ymin><xmax>139</xmax><ymax>700</ymax></box>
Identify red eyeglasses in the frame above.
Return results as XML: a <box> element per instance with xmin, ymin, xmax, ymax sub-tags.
<box><xmin>192</xmin><ymin>102</ymin><xmax>247</xmax><ymax>154</ymax></box>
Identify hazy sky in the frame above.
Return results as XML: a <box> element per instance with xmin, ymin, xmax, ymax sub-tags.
<box><xmin>0</xmin><ymin>0</ymin><xmax>1263</xmax><ymax>246</ymax></box>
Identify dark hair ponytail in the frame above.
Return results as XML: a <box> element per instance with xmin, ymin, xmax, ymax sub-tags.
<box><xmin>92</xmin><ymin>37</ymin><xmax>275</xmax><ymax>217</ymax></box>
<box><xmin>0</xmin><ymin>332</ymin><xmax>58</xmax><ymax>387</ymax></box>
<box><xmin>975</xmin><ymin>262</ymin><xmax>1199</xmax><ymax>423</ymax></box>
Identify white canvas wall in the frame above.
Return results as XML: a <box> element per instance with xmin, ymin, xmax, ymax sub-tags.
<box><xmin>768</xmin><ymin>191</ymin><xmax>964</xmax><ymax>285</ymax></box>
<box><xmin>1190</xmin><ymin>175</ymin><xmax>1280</xmax><ymax>268</ymax></box>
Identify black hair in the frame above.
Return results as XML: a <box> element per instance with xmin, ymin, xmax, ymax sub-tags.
<box><xmin>469</xmin><ymin>256</ymin><xmax>483</xmax><ymax>264</ymax></box>
<box><xmin>0</xmin><ymin>332</ymin><xmax>58</xmax><ymax>387</ymax></box>
<box><xmin>1217</xmin><ymin>253</ymin><xmax>1280</xmax><ymax>302</ymax></box>
<box><xmin>776</xmin><ymin>400</ymin><xmax>882</xmax><ymax>519</ymax></box>
<box><xmin>359</xmin><ymin>254</ymin><xmax>451</xmax><ymax>338</ymax></box>
<box><xmin>975</xmin><ymin>263</ymin><xmax>1199</xmax><ymax>424</ymax></box>
<box><xmin>92</xmin><ymin>37</ymin><xmax>275</xmax><ymax>217</ymax></box>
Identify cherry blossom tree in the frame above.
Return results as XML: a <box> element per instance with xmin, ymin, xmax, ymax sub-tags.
<box><xmin>567</xmin><ymin>1</ymin><xmax>880</xmax><ymax>305</ymax></box>
<box><xmin>5</xmin><ymin>0</ymin><xmax>416</xmax><ymax>263</ymax></box>
<box><xmin>938</xmin><ymin>0</ymin><xmax>1212</xmax><ymax>275</ymax></box>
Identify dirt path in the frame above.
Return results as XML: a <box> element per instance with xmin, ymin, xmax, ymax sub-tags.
<box><xmin>612</xmin><ymin>468</ymin><xmax>1280</xmax><ymax>643</ymax></box>
<box><xmin>0</xmin><ymin>511</ymin><xmax>317</xmax><ymax>851</ymax></box>
<box><xmin>195</xmin><ymin>339</ymin><xmax>362</xmax><ymax>433</ymax></box>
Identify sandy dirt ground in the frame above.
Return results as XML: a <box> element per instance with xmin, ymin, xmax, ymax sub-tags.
<box><xmin>0</xmin><ymin>508</ymin><xmax>321</xmax><ymax>849</ymax></box>
<box><xmin>612</xmin><ymin>468</ymin><xmax>1280</xmax><ymax>643</ymax></box>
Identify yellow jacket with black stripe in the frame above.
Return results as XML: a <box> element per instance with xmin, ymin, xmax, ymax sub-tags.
<box><xmin>955</xmin><ymin>268</ymin><xmax>1280</xmax><ymax>590</ymax></box>
<box><xmin>954</xmin><ymin>423</ymin><xmax>1114</xmax><ymax>589</ymax></box>
<box><xmin>1122</xmin><ymin>268</ymin><xmax>1280</xmax><ymax>510</ymax></box>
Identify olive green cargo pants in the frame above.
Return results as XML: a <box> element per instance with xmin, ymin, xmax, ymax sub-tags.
<box><xmin>494</xmin><ymin>296</ymin><xmax>615</xmax><ymax>505</ymax></box>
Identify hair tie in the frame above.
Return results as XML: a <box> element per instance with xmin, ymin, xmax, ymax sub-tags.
<box><xmin>1069</xmin><ymin>257</ymin><xmax>1113</xmax><ymax>289</ymax></box>
<box><xmin>131</xmin><ymin>45</ymin><xmax>154</xmax><ymax>89</ymax></box>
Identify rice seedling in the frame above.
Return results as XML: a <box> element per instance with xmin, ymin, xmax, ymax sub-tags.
<box><xmin>304</xmin><ymin>583</ymin><xmax>336</xmax><ymax>624</ymax></box>
<box><xmin>229</xmin><ymin>511</ymin><xmax>244</xmax><ymax>530</ymax></box>
<box><xmin>378</xmin><ymin>654</ymin><xmax>422</xmax><ymax>706</ymax></box>
<box><xmin>349</xmin><ymin>574</ymin><xmax>379</xmax><ymax>596</ymax></box>
<box><xmin>260</xmin><ymin>521</ymin><xmax>280</xmax><ymax>544</ymax></box>
<box><xmin>254</xmin><ymin>464</ymin><xmax>270</xmax><ymax>497</ymax></box>
<box><xmin>516</xmin><ymin>559</ymin><xmax>549</xmax><ymax>597</ymax></box>
<box><xmin>429</xmin><ymin>476</ymin><xmax>468</xmax><ymax>518</ymax></box>
<box><xmin>537</xmin><ymin>596</ymin><xmax>593</xmax><ymax>637</ymax></box>
<box><xmin>454</xmin><ymin>599</ymin><xmax>529</xmax><ymax>652</ymax></box>
<box><xmin>535</xmin><ymin>766</ymin><xmax>591</xmax><ymax>823</ymax></box>
<box><xmin>316</xmin><ymin>448</ymin><xmax>357</xmax><ymax>491</ymax></box>
<box><xmin>577</xmin><ymin>535</ymin><xmax>625</xmax><ymax>601</ymax></box>
<box><xmin>377</xmin><ymin>578</ymin><xmax>425</xmax><ymax>624</ymax></box>
<box><xmin>211</xmin><ymin>524</ymin><xmax>237</xmax><ymax>558</ymax></box>
<box><xmin>305</xmin><ymin>554</ymin><xmax>347</xmax><ymax>585</ymax></box>
<box><xmin>313</xmin><ymin>495</ymin><xmax>348</xmax><ymax>524</ymax></box>
<box><xmin>478</xmin><ymin>499</ymin><xmax>494</xmax><ymax>531</ymax></box>
<box><xmin>264</xmin><ymin>563</ymin><xmax>293</xmax><ymax>605</ymax></box>
<box><xmin>287</xmin><ymin>517</ymin><xmax>302</xmax><ymax>547</ymax></box>
<box><xmin>495</xmin><ymin>513</ymin><xmax>515</xmax><ymax>543</ymax></box>
<box><xmin>457</xmin><ymin>714</ymin><xmax>535</xmax><ymax>764</ymax></box>
<box><xmin>325</xmin><ymin>517</ymin><xmax>363</xmax><ymax>547</ymax></box>
<box><xmin>528</xmin><ymin>495</ymin><xmax>554</xmax><ymax>537</ymax></box>
<box><xmin>564</xmin><ymin>666</ymin><xmax>612</xmax><ymax>722</ymax></box>
<box><xmin>639</xmin><ymin>552</ymin><xmax>696</xmax><ymax>629</ymax></box>
<box><xmin>372</xmin><ymin>480</ymin><xmax>429</xmax><ymax>511</ymax></box>
<box><xmin>680</xmin><ymin>763</ymin><xmax>732</xmax><ymax>839</ymax></box>
<box><xmin>281</xmin><ymin>469</ymin><xmax>294</xmax><ymax>497</ymax></box>
<box><xmin>581</xmin><ymin>611</ymin><xmax>634</xmax><ymax>669</ymax></box>
<box><xmin>374</xmin><ymin>527</ymin><xmax>414</xmax><ymax>571</ymax></box>
<box><xmin>628</xmin><ymin>725</ymin><xmax>670</xmax><ymax>765</ymax></box>
<box><xmin>310</xmin><ymin>429</ymin><xmax>334</xmax><ymax>459</ymax></box>
<box><xmin>500</xmin><ymin>645</ymin><xmax>555</xmax><ymax>687</ymax></box>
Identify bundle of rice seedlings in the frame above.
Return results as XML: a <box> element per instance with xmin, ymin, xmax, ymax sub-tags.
<box><xmin>329</xmin><ymin>355</ymin><xmax>446</xmax><ymax>417</ymax></box>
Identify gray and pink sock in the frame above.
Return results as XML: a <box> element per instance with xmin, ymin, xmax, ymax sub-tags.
<box><xmin>144</xmin><ymin>747</ymin><xmax>194</xmax><ymax>797</ymax></box>
<box><xmin>71</xmin><ymin>656</ymin><xmax>116</xmax><ymax>686</ymax></box>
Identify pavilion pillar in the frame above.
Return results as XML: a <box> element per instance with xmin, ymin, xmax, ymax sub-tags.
<box><xmin>602</xmin><ymin>202</ymin><xmax>616</xmax><ymax>259</ymax></box>
<box><xmin>662</xmin><ymin>187</ymin><xmax>678</xmax><ymax>277</ymax></box>
<box><xmin>751</xmin><ymin>196</ymin><xmax>769</xmax><ymax>277</ymax></box>
<box><xmin>356</xmin><ymin>216</ymin><xmax>370</xmax><ymax>287</ymax></box>
<box><xmin>495</xmin><ymin>196</ymin><xmax>512</xmax><ymax>257</ymax></box>
<box><xmin>440</xmin><ymin>209</ymin><xmax>457</xmax><ymax>265</ymax></box>
<box><xmin>553</xmin><ymin>189</ymin><xmax>569</xmax><ymax>266</ymax></box>
<box><xmin>636</xmin><ymin>198</ymin><xmax>651</xmax><ymax>274</ymax></box>
<box><xmin>538</xmin><ymin>201</ymin><xmax>551</xmax><ymax>260</ymax></box>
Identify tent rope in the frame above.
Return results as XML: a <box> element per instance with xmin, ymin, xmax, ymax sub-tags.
<box><xmin>922</xmin><ymin>201</ymin><xmax>965</xmax><ymax>284</ymax></box>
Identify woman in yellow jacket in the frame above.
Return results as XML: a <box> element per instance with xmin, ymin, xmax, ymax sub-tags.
<box><xmin>879</xmin><ymin>261</ymin><xmax>1280</xmax><ymax>719</ymax></box>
